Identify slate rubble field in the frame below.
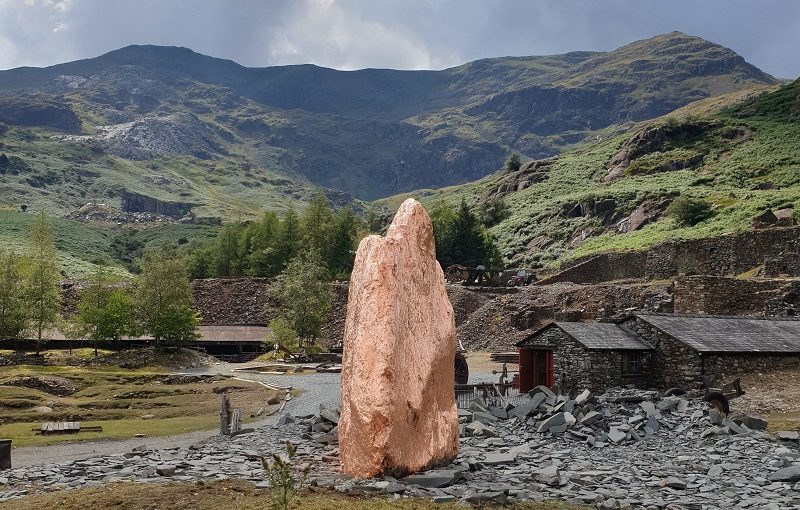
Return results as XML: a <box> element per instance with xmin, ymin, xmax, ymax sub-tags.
<box><xmin>2</xmin><ymin>386</ymin><xmax>799</xmax><ymax>509</ymax></box>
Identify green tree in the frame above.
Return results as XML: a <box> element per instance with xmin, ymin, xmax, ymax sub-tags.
<box><xmin>77</xmin><ymin>267</ymin><xmax>135</xmax><ymax>355</ymax></box>
<box><xmin>25</xmin><ymin>212</ymin><xmax>61</xmax><ymax>355</ymax></box>
<box><xmin>213</xmin><ymin>224</ymin><xmax>243</xmax><ymax>277</ymax></box>
<box><xmin>479</xmin><ymin>197</ymin><xmax>511</xmax><ymax>227</ymax></box>
<box><xmin>271</xmin><ymin>251</ymin><xmax>332</xmax><ymax>345</ymax></box>
<box><xmin>265</xmin><ymin>317</ymin><xmax>299</xmax><ymax>352</ymax></box>
<box><xmin>135</xmin><ymin>251</ymin><xmax>199</xmax><ymax>348</ymax></box>
<box><xmin>301</xmin><ymin>193</ymin><xmax>333</xmax><ymax>255</ymax></box>
<box><xmin>325</xmin><ymin>207</ymin><xmax>359</xmax><ymax>277</ymax></box>
<box><xmin>447</xmin><ymin>198</ymin><xmax>489</xmax><ymax>267</ymax></box>
<box><xmin>667</xmin><ymin>196</ymin><xmax>714</xmax><ymax>226</ymax></box>
<box><xmin>505</xmin><ymin>152</ymin><xmax>522</xmax><ymax>173</ymax></box>
<box><xmin>247</xmin><ymin>211</ymin><xmax>282</xmax><ymax>276</ymax></box>
<box><xmin>275</xmin><ymin>206</ymin><xmax>301</xmax><ymax>269</ymax></box>
<box><xmin>0</xmin><ymin>249</ymin><xmax>27</xmax><ymax>340</ymax></box>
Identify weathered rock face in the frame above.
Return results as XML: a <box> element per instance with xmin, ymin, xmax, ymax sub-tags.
<box><xmin>339</xmin><ymin>198</ymin><xmax>459</xmax><ymax>478</ymax></box>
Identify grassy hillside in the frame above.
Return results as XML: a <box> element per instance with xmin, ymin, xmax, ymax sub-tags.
<box><xmin>0</xmin><ymin>32</ymin><xmax>778</xmax><ymax>216</ymax></box>
<box><xmin>0</xmin><ymin>210</ymin><xmax>219</xmax><ymax>278</ymax></box>
<box><xmin>383</xmin><ymin>80</ymin><xmax>800</xmax><ymax>269</ymax></box>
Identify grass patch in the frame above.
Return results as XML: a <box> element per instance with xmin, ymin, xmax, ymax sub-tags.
<box><xmin>765</xmin><ymin>412</ymin><xmax>800</xmax><ymax>434</ymax></box>
<box><xmin>0</xmin><ymin>365</ymin><xmax>280</xmax><ymax>447</ymax></box>
<box><xmin>0</xmin><ymin>480</ymin><xmax>586</xmax><ymax>510</ymax></box>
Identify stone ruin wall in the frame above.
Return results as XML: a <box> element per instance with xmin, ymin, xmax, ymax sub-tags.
<box><xmin>543</xmin><ymin>226</ymin><xmax>800</xmax><ymax>285</ymax></box>
<box><xmin>673</xmin><ymin>276</ymin><xmax>788</xmax><ymax>316</ymax></box>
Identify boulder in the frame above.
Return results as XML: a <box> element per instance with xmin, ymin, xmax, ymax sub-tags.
<box><xmin>339</xmin><ymin>199</ymin><xmax>459</xmax><ymax>478</ymax></box>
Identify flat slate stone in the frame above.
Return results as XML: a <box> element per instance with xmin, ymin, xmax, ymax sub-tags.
<box><xmin>768</xmin><ymin>465</ymin><xmax>800</xmax><ymax>483</ymax></box>
<box><xmin>537</xmin><ymin>413</ymin><xmax>566</xmax><ymax>433</ymax></box>
<box><xmin>530</xmin><ymin>385</ymin><xmax>555</xmax><ymax>399</ymax></box>
<box><xmin>533</xmin><ymin>465</ymin><xmax>561</xmax><ymax>486</ymax></box>
<box><xmin>403</xmin><ymin>469</ymin><xmax>462</xmax><ymax>488</ymax></box>
<box><xmin>580</xmin><ymin>411</ymin><xmax>602</xmax><ymax>425</ymax></box>
<box><xmin>483</xmin><ymin>453</ymin><xmax>516</xmax><ymax>466</ymax></box>
<box><xmin>575</xmin><ymin>390</ymin><xmax>592</xmax><ymax>405</ymax></box>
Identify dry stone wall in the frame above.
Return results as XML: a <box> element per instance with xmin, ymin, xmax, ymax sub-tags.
<box><xmin>544</xmin><ymin>227</ymin><xmax>800</xmax><ymax>285</ymax></box>
<box><xmin>702</xmin><ymin>353</ymin><xmax>800</xmax><ymax>383</ymax></box>
<box><xmin>673</xmin><ymin>276</ymin><xmax>788</xmax><ymax>316</ymax></box>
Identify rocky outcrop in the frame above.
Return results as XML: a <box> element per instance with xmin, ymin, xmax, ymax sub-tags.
<box><xmin>121</xmin><ymin>190</ymin><xmax>196</xmax><ymax>219</ymax></box>
<box><xmin>604</xmin><ymin>121</ymin><xmax>712</xmax><ymax>181</ymax></box>
<box><xmin>616</xmin><ymin>198</ymin><xmax>673</xmax><ymax>233</ymax></box>
<box><xmin>0</xmin><ymin>96</ymin><xmax>81</xmax><ymax>133</ymax></box>
<box><xmin>339</xmin><ymin>199</ymin><xmax>459</xmax><ymax>477</ymax></box>
<box><xmin>61</xmin><ymin>113</ymin><xmax>227</xmax><ymax>160</ymax></box>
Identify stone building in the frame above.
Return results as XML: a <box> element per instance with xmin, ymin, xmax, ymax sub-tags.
<box><xmin>516</xmin><ymin>322</ymin><xmax>655</xmax><ymax>394</ymax></box>
<box><xmin>623</xmin><ymin>313</ymin><xmax>800</xmax><ymax>388</ymax></box>
<box><xmin>517</xmin><ymin>313</ymin><xmax>800</xmax><ymax>393</ymax></box>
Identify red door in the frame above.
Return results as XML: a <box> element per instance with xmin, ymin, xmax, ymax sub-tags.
<box><xmin>518</xmin><ymin>349</ymin><xmax>554</xmax><ymax>392</ymax></box>
<box><xmin>545</xmin><ymin>350</ymin><xmax>554</xmax><ymax>387</ymax></box>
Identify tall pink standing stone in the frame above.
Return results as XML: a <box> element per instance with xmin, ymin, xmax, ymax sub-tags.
<box><xmin>339</xmin><ymin>198</ymin><xmax>459</xmax><ymax>478</ymax></box>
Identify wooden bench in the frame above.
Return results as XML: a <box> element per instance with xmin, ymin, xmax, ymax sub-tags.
<box><xmin>33</xmin><ymin>422</ymin><xmax>103</xmax><ymax>435</ymax></box>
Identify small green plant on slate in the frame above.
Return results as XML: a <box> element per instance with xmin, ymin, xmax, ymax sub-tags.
<box><xmin>261</xmin><ymin>441</ymin><xmax>310</xmax><ymax>510</ymax></box>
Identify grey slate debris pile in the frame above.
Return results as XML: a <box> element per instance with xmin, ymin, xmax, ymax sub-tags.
<box><xmin>458</xmin><ymin>385</ymin><xmax>782</xmax><ymax>447</ymax></box>
<box><xmin>2</xmin><ymin>391</ymin><xmax>800</xmax><ymax>509</ymax></box>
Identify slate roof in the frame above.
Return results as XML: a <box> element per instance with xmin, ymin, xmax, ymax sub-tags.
<box><xmin>518</xmin><ymin>322</ymin><xmax>652</xmax><ymax>350</ymax></box>
<box><xmin>634</xmin><ymin>313</ymin><xmax>800</xmax><ymax>353</ymax></box>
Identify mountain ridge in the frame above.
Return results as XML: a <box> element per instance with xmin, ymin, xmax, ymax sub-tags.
<box><xmin>0</xmin><ymin>32</ymin><xmax>781</xmax><ymax>218</ymax></box>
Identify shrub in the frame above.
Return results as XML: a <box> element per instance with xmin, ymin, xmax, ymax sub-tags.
<box><xmin>504</xmin><ymin>152</ymin><xmax>522</xmax><ymax>173</ymax></box>
<box><xmin>261</xmin><ymin>442</ymin><xmax>310</xmax><ymax>510</ymax></box>
<box><xmin>666</xmin><ymin>196</ymin><xmax>714</xmax><ymax>226</ymax></box>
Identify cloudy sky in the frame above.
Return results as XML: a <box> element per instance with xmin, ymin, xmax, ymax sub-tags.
<box><xmin>0</xmin><ymin>0</ymin><xmax>798</xmax><ymax>78</ymax></box>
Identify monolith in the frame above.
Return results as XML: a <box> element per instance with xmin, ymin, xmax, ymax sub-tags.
<box><xmin>339</xmin><ymin>198</ymin><xmax>459</xmax><ymax>478</ymax></box>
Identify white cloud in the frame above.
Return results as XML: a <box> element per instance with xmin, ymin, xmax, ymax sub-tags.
<box><xmin>0</xmin><ymin>0</ymin><xmax>797</xmax><ymax>77</ymax></box>
<box><xmin>264</xmin><ymin>0</ymin><xmax>444</xmax><ymax>70</ymax></box>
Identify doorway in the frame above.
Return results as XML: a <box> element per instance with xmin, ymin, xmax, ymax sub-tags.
<box><xmin>518</xmin><ymin>348</ymin><xmax>554</xmax><ymax>393</ymax></box>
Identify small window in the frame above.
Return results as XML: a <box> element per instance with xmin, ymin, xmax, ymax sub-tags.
<box><xmin>622</xmin><ymin>351</ymin><xmax>644</xmax><ymax>375</ymax></box>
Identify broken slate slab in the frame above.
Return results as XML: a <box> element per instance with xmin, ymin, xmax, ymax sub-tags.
<box><xmin>537</xmin><ymin>413</ymin><xmax>566</xmax><ymax>433</ymax></box>
<box><xmin>156</xmin><ymin>465</ymin><xmax>177</xmax><ymax>477</ymax></box>
<box><xmin>403</xmin><ymin>470</ymin><xmax>462</xmax><ymax>488</ymax></box>
<box><xmin>664</xmin><ymin>476</ymin><xmax>687</xmax><ymax>489</ymax></box>
<box><xmin>575</xmin><ymin>389</ymin><xmax>592</xmax><ymax>405</ymax></box>
<box><xmin>777</xmin><ymin>431</ymin><xmax>800</xmax><ymax>441</ymax></box>
<box><xmin>532</xmin><ymin>465</ymin><xmax>561</xmax><ymax>486</ymax></box>
<box><xmin>607</xmin><ymin>427</ymin><xmax>627</xmax><ymax>444</ymax></box>
<box><xmin>483</xmin><ymin>453</ymin><xmax>516</xmax><ymax>466</ymax></box>
<box><xmin>529</xmin><ymin>385</ymin><xmax>555</xmax><ymax>399</ymax></box>
<box><xmin>580</xmin><ymin>411</ymin><xmax>602</xmax><ymax>425</ymax></box>
<box><xmin>768</xmin><ymin>464</ymin><xmax>800</xmax><ymax>483</ymax></box>
<box><xmin>507</xmin><ymin>400</ymin><xmax>536</xmax><ymax>419</ymax></box>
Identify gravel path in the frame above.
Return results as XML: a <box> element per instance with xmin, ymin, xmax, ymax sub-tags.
<box><xmin>10</xmin><ymin>364</ymin><xmax>341</xmax><ymax>469</ymax></box>
<box><xmin>10</xmin><ymin>362</ymin><xmax>490</xmax><ymax>469</ymax></box>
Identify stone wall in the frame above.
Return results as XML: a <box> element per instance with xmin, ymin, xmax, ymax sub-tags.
<box><xmin>539</xmin><ymin>251</ymin><xmax>648</xmax><ymax>285</ymax></box>
<box><xmin>673</xmin><ymin>276</ymin><xmax>787</xmax><ymax>316</ymax></box>
<box><xmin>702</xmin><ymin>353</ymin><xmax>800</xmax><ymax>384</ymax></box>
<box><xmin>543</xmin><ymin>227</ymin><xmax>800</xmax><ymax>285</ymax></box>
<box><xmin>764</xmin><ymin>252</ymin><xmax>800</xmax><ymax>277</ymax></box>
